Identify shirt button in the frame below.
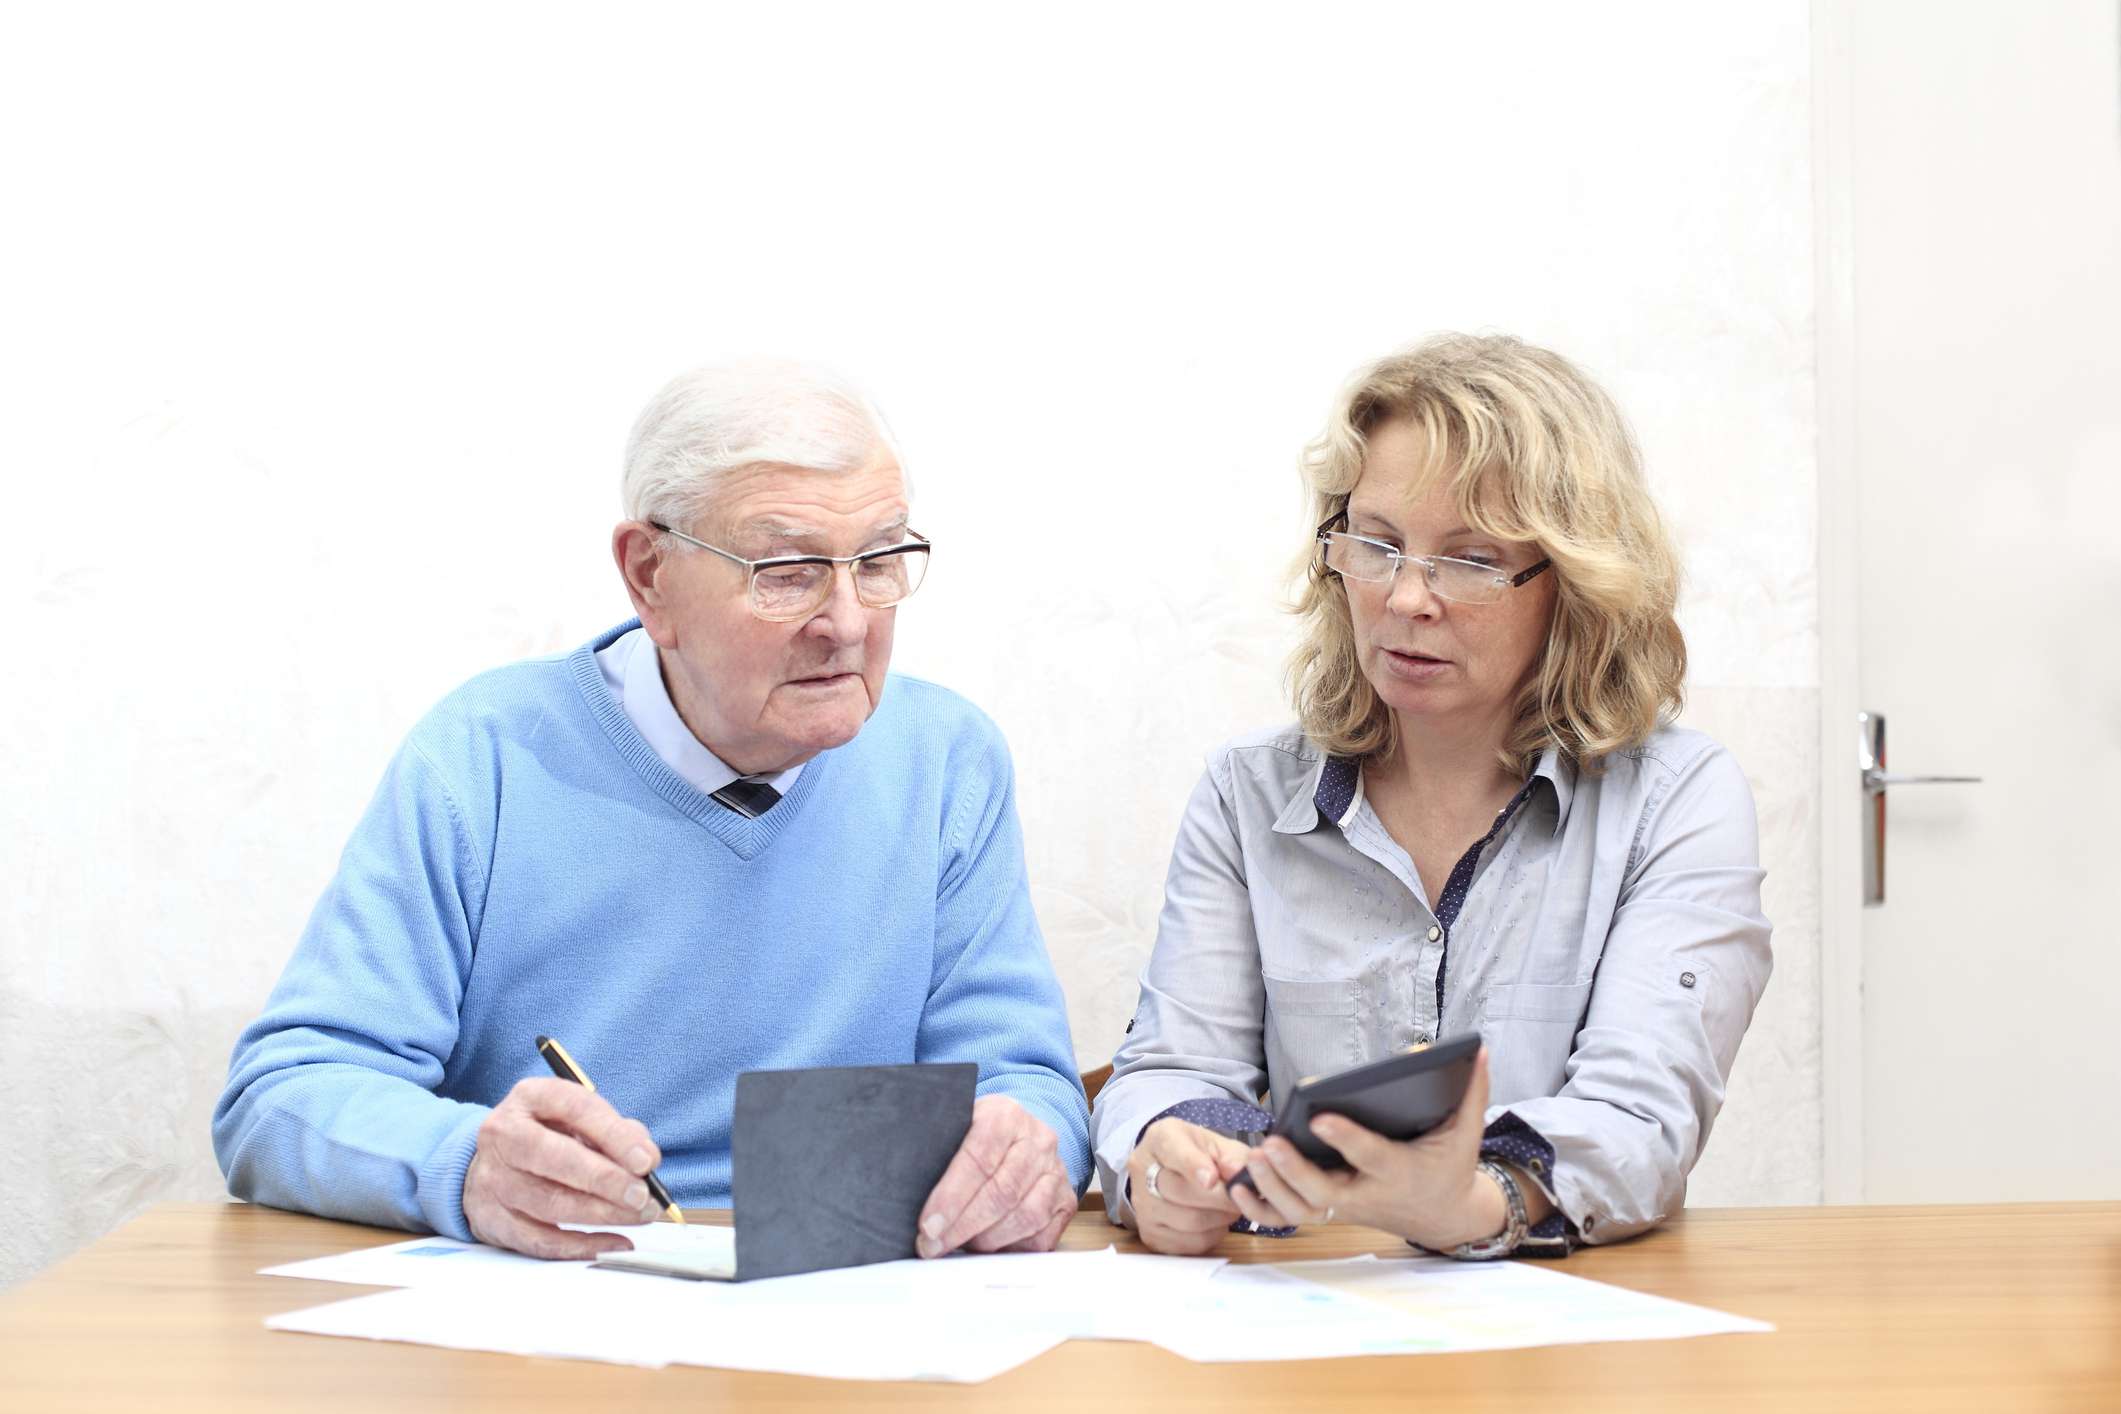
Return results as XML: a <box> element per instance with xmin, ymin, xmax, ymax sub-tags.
<box><xmin>1680</xmin><ymin>972</ymin><xmax>1697</xmax><ymax>989</ymax></box>
<box><xmin>1582</xmin><ymin>1214</ymin><xmax>1598</xmax><ymax>1234</ymax></box>
<box><xmin>1427</xmin><ymin>925</ymin><xmax>1443</xmax><ymax>942</ymax></box>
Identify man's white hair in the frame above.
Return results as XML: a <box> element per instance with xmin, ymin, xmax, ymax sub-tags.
<box><xmin>620</xmin><ymin>358</ymin><xmax>903</xmax><ymax>536</ymax></box>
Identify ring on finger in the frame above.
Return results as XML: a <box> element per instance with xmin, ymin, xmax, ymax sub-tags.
<box><xmin>1323</xmin><ymin>1206</ymin><xmax>1336</xmax><ymax>1224</ymax></box>
<box><xmin>1145</xmin><ymin>1161</ymin><xmax>1164</xmax><ymax>1200</ymax></box>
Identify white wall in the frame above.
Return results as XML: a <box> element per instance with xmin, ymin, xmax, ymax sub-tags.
<box><xmin>0</xmin><ymin>1</ymin><xmax>1819</xmax><ymax>1286</ymax></box>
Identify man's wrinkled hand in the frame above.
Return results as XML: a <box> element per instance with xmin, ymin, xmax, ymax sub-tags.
<box><xmin>462</xmin><ymin>1077</ymin><xmax>667</xmax><ymax>1259</ymax></box>
<box><xmin>915</xmin><ymin>1094</ymin><xmax>1075</xmax><ymax>1258</ymax></box>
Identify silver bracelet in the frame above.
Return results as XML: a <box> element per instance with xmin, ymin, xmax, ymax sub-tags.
<box><xmin>1449</xmin><ymin>1160</ymin><xmax>1528</xmax><ymax>1261</ymax></box>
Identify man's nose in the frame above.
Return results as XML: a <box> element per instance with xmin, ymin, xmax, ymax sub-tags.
<box><xmin>803</xmin><ymin>563</ymin><xmax>870</xmax><ymax>644</ymax></box>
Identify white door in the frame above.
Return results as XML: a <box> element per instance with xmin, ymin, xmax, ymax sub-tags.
<box><xmin>1820</xmin><ymin>0</ymin><xmax>2121</xmax><ymax>1202</ymax></box>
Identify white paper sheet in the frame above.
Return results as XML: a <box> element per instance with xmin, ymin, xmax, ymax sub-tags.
<box><xmin>259</xmin><ymin>1222</ymin><xmax>739</xmax><ymax>1289</ymax></box>
<box><xmin>261</xmin><ymin>1234</ymin><xmax>554</xmax><ymax>1289</ymax></box>
<box><xmin>261</xmin><ymin>1231</ymin><xmax>1769</xmax><ymax>1382</ymax></box>
<box><xmin>588</xmin><ymin>1222</ymin><xmax>737</xmax><ymax>1279</ymax></box>
<box><xmin>266</xmin><ymin>1271</ymin><xmax>1068</xmax><ymax>1382</ymax></box>
<box><xmin>1143</xmin><ymin>1253</ymin><xmax>1773</xmax><ymax>1362</ymax></box>
<box><xmin>705</xmin><ymin>1246</ymin><xmax>1228</xmax><ymax>1345</ymax></box>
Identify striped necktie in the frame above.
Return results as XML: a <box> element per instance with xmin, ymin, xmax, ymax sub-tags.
<box><xmin>710</xmin><ymin>776</ymin><xmax>782</xmax><ymax>819</ymax></box>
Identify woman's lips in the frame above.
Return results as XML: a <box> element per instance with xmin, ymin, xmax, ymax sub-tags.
<box><xmin>1380</xmin><ymin>648</ymin><xmax>1451</xmax><ymax>682</ymax></box>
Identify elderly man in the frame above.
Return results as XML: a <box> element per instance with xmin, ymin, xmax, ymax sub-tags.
<box><xmin>213</xmin><ymin>360</ymin><xmax>1088</xmax><ymax>1260</ymax></box>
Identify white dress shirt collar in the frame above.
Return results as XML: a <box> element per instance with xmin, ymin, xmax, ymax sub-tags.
<box><xmin>594</xmin><ymin>626</ymin><xmax>804</xmax><ymax>800</ymax></box>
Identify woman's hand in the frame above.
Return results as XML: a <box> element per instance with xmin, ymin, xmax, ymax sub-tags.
<box><xmin>1230</xmin><ymin>1047</ymin><xmax>1527</xmax><ymax>1249</ymax></box>
<box><xmin>1126</xmin><ymin>1117</ymin><xmax>1254</xmax><ymax>1255</ymax></box>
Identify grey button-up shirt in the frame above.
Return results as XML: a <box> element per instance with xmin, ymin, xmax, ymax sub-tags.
<box><xmin>1092</xmin><ymin>723</ymin><xmax>1772</xmax><ymax>1244</ymax></box>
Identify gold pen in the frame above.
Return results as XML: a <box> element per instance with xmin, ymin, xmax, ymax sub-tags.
<box><xmin>534</xmin><ymin>1034</ymin><xmax>685</xmax><ymax>1224</ymax></box>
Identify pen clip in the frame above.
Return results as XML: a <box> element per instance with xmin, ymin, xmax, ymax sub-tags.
<box><xmin>535</xmin><ymin>1034</ymin><xmax>596</xmax><ymax>1092</ymax></box>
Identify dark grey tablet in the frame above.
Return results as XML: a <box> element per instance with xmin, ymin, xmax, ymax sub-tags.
<box><xmin>1232</xmin><ymin>1032</ymin><xmax>1481</xmax><ymax>1189</ymax></box>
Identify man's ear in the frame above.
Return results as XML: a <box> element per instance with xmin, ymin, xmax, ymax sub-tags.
<box><xmin>612</xmin><ymin>521</ymin><xmax>678</xmax><ymax>648</ymax></box>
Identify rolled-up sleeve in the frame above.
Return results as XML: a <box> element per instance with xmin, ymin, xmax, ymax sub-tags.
<box><xmin>1091</xmin><ymin>757</ymin><xmax>1268</xmax><ymax>1227</ymax></box>
<box><xmin>1492</xmin><ymin>741</ymin><xmax>1773</xmax><ymax>1244</ymax></box>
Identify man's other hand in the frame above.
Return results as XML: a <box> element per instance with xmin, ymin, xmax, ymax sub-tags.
<box><xmin>914</xmin><ymin>1094</ymin><xmax>1074</xmax><ymax>1258</ymax></box>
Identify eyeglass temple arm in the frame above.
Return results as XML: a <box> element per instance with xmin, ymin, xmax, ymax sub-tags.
<box><xmin>648</xmin><ymin>522</ymin><xmax>759</xmax><ymax>570</ymax></box>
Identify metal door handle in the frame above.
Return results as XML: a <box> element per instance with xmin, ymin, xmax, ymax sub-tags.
<box><xmin>1862</xmin><ymin>769</ymin><xmax>1983</xmax><ymax>794</ymax></box>
<box><xmin>1859</xmin><ymin>711</ymin><xmax>1980</xmax><ymax>906</ymax></box>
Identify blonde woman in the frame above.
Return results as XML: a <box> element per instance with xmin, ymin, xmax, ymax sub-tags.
<box><xmin>1092</xmin><ymin>335</ymin><xmax>1772</xmax><ymax>1258</ymax></box>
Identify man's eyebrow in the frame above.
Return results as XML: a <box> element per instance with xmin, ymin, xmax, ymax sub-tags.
<box><xmin>736</xmin><ymin>513</ymin><xmax>911</xmax><ymax>553</ymax></box>
<box><xmin>740</xmin><ymin>517</ymin><xmax>822</xmax><ymax>543</ymax></box>
<box><xmin>863</xmin><ymin>513</ymin><xmax>911</xmax><ymax>544</ymax></box>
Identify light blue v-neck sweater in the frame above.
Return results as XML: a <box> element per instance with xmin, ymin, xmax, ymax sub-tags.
<box><xmin>212</xmin><ymin>622</ymin><xmax>1089</xmax><ymax>1240</ymax></box>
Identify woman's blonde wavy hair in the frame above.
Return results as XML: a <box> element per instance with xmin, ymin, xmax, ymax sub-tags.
<box><xmin>1287</xmin><ymin>333</ymin><xmax>1687</xmax><ymax>776</ymax></box>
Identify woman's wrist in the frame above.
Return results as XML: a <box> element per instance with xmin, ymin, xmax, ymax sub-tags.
<box><xmin>1404</xmin><ymin>1167</ymin><xmax>1508</xmax><ymax>1250</ymax></box>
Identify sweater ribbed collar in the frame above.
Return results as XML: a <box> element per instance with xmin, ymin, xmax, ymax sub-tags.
<box><xmin>568</xmin><ymin>620</ymin><xmax>827</xmax><ymax>861</ymax></box>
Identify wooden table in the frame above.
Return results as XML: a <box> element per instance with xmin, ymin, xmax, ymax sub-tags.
<box><xmin>2</xmin><ymin>1202</ymin><xmax>2117</xmax><ymax>1411</ymax></box>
